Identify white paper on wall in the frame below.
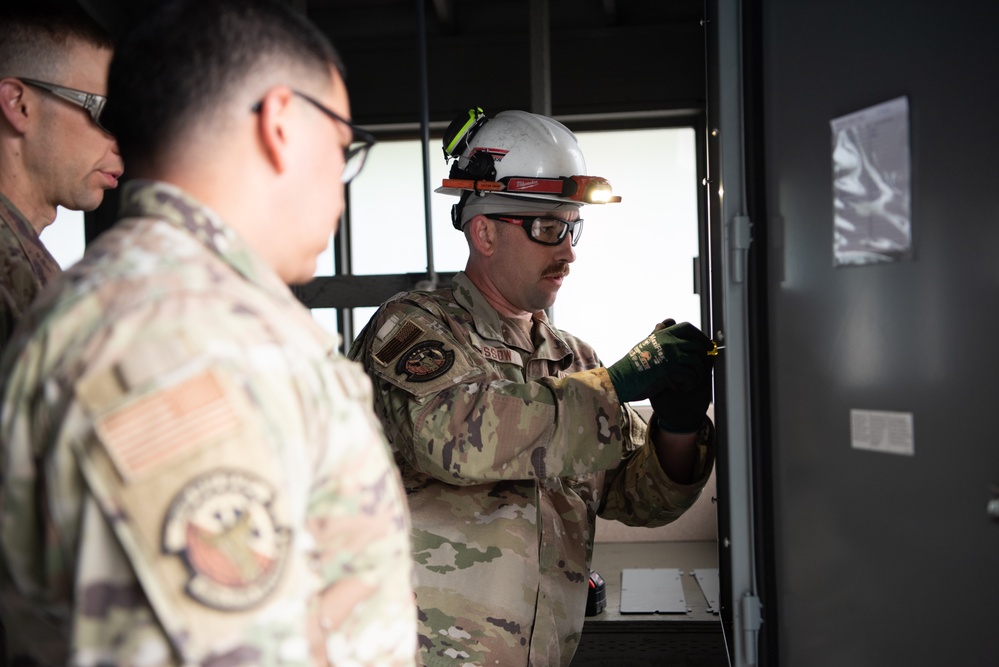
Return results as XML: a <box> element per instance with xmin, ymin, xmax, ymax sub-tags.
<box><xmin>831</xmin><ymin>96</ymin><xmax>913</xmax><ymax>266</ymax></box>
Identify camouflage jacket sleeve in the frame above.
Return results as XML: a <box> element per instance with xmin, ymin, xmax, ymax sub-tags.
<box><xmin>598</xmin><ymin>418</ymin><xmax>716</xmax><ymax>527</ymax></box>
<box><xmin>349</xmin><ymin>297</ymin><xmax>636</xmax><ymax>485</ymax></box>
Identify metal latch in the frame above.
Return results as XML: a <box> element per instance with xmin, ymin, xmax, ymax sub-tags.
<box><xmin>742</xmin><ymin>593</ymin><xmax>762</xmax><ymax>665</ymax></box>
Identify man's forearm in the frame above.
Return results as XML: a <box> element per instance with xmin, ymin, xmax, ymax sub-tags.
<box><xmin>649</xmin><ymin>421</ymin><xmax>700</xmax><ymax>484</ymax></box>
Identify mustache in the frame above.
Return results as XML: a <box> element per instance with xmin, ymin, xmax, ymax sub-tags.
<box><xmin>542</xmin><ymin>262</ymin><xmax>570</xmax><ymax>279</ymax></box>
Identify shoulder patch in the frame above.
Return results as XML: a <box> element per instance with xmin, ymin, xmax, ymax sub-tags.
<box><xmin>396</xmin><ymin>340</ymin><xmax>454</xmax><ymax>382</ymax></box>
<box><xmin>162</xmin><ymin>469</ymin><xmax>291</xmax><ymax>611</ymax></box>
<box><xmin>374</xmin><ymin>320</ymin><xmax>425</xmax><ymax>366</ymax></box>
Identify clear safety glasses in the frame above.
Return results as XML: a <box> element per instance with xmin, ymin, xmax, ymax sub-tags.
<box><xmin>484</xmin><ymin>213</ymin><xmax>584</xmax><ymax>247</ymax></box>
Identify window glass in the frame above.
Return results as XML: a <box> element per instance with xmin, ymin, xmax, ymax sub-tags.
<box><xmin>39</xmin><ymin>207</ymin><xmax>86</xmax><ymax>269</ymax></box>
<box><xmin>348</xmin><ymin>141</ymin><xmax>465</xmax><ymax>276</ymax></box>
<box><xmin>336</xmin><ymin>127</ymin><xmax>700</xmax><ymax>361</ymax></box>
<box><xmin>311</xmin><ymin>308</ymin><xmax>339</xmax><ymax>338</ymax></box>
<box><xmin>352</xmin><ymin>305</ymin><xmax>378</xmax><ymax>340</ymax></box>
<box><xmin>555</xmin><ymin>128</ymin><xmax>700</xmax><ymax>362</ymax></box>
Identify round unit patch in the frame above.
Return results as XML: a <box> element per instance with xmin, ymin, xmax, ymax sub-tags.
<box><xmin>396</xmin><ymin>340</ymin><xmax>455</xmax><ymax>382</ymax></box>
<box><xmin>162</xmin><ymin>469</ymin><xmax>290</xmax><ymax>611</ymax></box>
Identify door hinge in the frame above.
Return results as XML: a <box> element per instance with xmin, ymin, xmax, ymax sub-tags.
<box><xmin>728</xmin><ymin>214</ymin><xmax>753</xmax><ymax>284</ymax></box>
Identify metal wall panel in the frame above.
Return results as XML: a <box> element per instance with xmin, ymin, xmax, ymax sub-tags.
<box><xmin>759</xmin><ymin>0</ymin><xmax>999</xmax><ymax>664</ymax></box>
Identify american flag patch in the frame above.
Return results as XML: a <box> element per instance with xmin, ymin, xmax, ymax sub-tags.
<box><xmin>374</xmin><ymin>320</ymin><xmax>424</xmax><ymax>366</ymax></box>
<box><xmin>96</xmin><ymin>370</ymin><xmax>241</xmax><ymax>482</ymax></box>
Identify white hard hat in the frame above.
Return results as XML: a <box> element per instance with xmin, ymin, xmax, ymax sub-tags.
<box><xmin>437</xmin><ymin>107</ymin><xmax>620</xmax><ymax>212</ymax></box>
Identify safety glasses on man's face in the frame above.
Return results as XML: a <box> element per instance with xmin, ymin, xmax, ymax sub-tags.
<box><xmin>483</xmin><ymin>213</ymin><xmax>584</xmax><ymax>247</ymax></box>
<box><xmin>19</xmin><ymin>78</ymin><xmax>109</xmax><ymax>133</ymax></box>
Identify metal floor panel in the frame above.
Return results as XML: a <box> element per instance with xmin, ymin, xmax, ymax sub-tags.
<box><xmin>620</xmin><ymin>568</ymin><xmax>689</xmax><ymax>614</ymax></box>
<box><xmin>692</xmin><ymin>568</ymin><xmax>720</xmax><ymax>614</ymax></box>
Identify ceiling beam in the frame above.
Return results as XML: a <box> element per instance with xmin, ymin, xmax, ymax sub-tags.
<box><xmin>529</xmin><ymin>0</ymin><xmax>551</xmax><ymax>116</ymax></box>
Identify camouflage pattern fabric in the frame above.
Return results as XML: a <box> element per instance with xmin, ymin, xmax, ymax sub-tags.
<box><xmin>0</xmin><ymin>180</ymin><xmax>417</xmax><ymax>666</ymax></box>
<box><xmin>0</xmin><ymin>191</ymin><xmax>62</xmax><ymax>355</ymax></box>
<box><xmin>348</xmin><ymin>273</ymin><xmax>715</xmax><ymax>667</ymax></box>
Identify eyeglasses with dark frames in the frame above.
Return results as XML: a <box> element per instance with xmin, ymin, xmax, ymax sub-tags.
<box><xmin>19</xmin><ymin>78</ymin><xmax>109</xmax><ymax>133</ymax></box>
<box><xmin>483</xmin><ymin>213</ymin><xmax>584</xmax><ymax>247</ymax></box>
<box><xmin>251</xmin><ymin>90</ymin><xmax>377</xmax><ymax>184</ymax></box>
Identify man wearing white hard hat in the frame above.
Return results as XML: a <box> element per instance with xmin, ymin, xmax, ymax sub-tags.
<box><xmin>350</xmin><ymin>107</ymin><xmax>716</xmax><ymax>667</ymax></box>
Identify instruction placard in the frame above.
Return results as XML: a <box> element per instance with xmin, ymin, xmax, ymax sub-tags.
<box><xmin>850</xmin><ymin>409</ymin><xmax>914</xmax><ymax>456</ymax></box>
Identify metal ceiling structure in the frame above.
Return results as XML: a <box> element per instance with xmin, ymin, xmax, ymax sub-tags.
<box><xmin>75</xmin><ymin>0</ymin><xmax>707</xmax><ymax>129</ymax></box>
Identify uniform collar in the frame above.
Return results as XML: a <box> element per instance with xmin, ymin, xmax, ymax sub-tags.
<box><xmin>0</xmin><ymin>190</ymin><xmax>61</xmax><ymax>277</ymax></box>
<box><xmin>451</xmin><ymin>271</ymin><xmax>574</xmax><ymax>364</ymax></box>
<box><xmin>0</xmin><ymin>191</ymin><xmax>42</xmax><ymax>241</ymax></box>
<box><xmin>118</xmin><ymin>179</ymin><xmax>291</xmax><ymax>302</ymax></box>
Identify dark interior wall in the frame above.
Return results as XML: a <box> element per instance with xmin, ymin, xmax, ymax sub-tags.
<box><xmin>311</xmin><ymin>0</ymin><xmax>705</xmax><ymax>126</ymax></box>
<box><xmin>759</xmin><ymin>0</ymin><xmax>999</xmax><ymax>664</ymax></box>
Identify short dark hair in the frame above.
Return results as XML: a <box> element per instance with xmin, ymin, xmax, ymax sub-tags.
<box><xmin>0</xmin><ymin>2</ymin><xmax>114</xmax><ymax>80</ymax></box>
<box><xmin>103</xmin><ymin>0</ymin><xmax>344</xmax><ymax>170</ymax></box>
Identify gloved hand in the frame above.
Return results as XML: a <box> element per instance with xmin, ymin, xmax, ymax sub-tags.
<box><xmin>650</xmin><ymin>374</ymin><xmax>712</xmax><ymax>433</ymax></box>
<box><xmin>606</xmin><ymin>320</ymin><xmax>713</xmax><ymax>403</ymax></box>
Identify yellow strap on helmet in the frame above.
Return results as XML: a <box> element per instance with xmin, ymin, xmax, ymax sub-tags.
<box><xmin>443</xmin><ymin>106</ymin><xmax>485</xmax><ymax>159</ymax></box>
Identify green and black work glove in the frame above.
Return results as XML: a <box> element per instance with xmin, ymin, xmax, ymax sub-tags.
<box><xmin>650</xmin><ymin>374</ymin><xmax>712</xmax><ymax>433</ymax></box>
<box><xmin>606</xmin><ymin>320</ymin><xmax>714</xmax><ymax>403</ymax></box>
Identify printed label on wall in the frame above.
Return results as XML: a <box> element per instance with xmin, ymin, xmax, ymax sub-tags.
<box><xmin>850</xmin><ymin>409</ymin><xmax>914</xmax><ymax>456</ymax></box>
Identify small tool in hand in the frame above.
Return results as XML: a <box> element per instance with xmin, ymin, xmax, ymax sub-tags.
<box><xmin>707</xmin><ymin>341</ymin><xmax>726</xmax><ymax>356</ymax></box>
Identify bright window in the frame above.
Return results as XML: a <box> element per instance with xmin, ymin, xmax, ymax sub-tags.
<box><xmin>348</xmin><ymin>140</ymin><xmax>463</xmax><ymax>276</ymax></box>
<box><xmin>39</xmin><ymin>207</ymin><xmax>86</xmax><ymax>269</ymax></box>
<box><xmin>557</xmin><ymin>128</ymin><xmax>701</xmax><ymax>361</ymax></box>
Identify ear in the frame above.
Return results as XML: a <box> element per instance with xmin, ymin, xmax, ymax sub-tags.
<box><xmin>467</xmin><ymin>214</ymin><xmax>499</xmax><ymax>257</ymax></box>
<box><xmin>0</xmin><ymin>78</ymin><xmax>31</xmax><ymax>134</ymax></box>
<box><xmin>254</xmin><ymin>86</ymin><xmax>296</xmax><ymax>174</ymax></box>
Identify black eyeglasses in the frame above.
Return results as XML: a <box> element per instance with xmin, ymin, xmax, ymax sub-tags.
<box><xmin>483</xmin><ymin>213</ymin><xmax>584</xmax><ymax>247</ymax></box>
<box><xmin>251</xmin><ymin>90</ymin><xmax>376</xmax><ymax>184</ymax></box>
<box><xmin>19</xmin><ymin>78</ymin><xmax>109</xmax><ymax>133</ymax></box>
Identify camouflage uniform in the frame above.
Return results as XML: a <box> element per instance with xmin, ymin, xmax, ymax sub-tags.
<box><xmin>0</xmin><ymin>191</ymin><xmax>62</xmax><ymax>354</ymax></box>
<box><xmin>348</xmin><ymin>273</ymin><xmax>715</xmax><ymax>667</ymax></box>
<box><xmin>0</xmin><ymin>180</ymin><xmax>417</xmax><ymax>666</ymax></box>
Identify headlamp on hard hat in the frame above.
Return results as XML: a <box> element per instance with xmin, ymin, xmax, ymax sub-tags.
<box><xmin>440</xmin><ymin>174</ymin><xmax>622</xmax><ymax>205</ymax></box>
<box><xmin>443</xmin><ymin>106</ymin><xmax>487</xmax><ymax>162</ymax></box>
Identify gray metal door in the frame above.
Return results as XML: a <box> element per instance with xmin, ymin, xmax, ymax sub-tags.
<box><xmin>747</xmin><ymin>0</ymin><xmax>999</xmax><ymax>664</ymax></box>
